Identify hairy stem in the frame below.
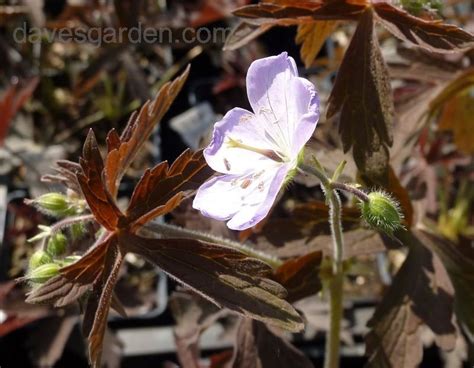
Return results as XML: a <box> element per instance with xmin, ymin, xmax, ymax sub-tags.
<box><xmin>325</xmin><ymin>190</ymin><xmax>344</xmax><ymax>368</ymax></box>
<box><xmin>300</xmin><ymin>162</ymin><xmax>345</xmax><ymax>368</ymax></box>
<box><xmin>42</xmin><ymin>214</ymin><xmax>95</xmax><ymax>250</ymax></box>
<box><xmin>141</xmin><ymin>222</ymin><xmax>283</xmax><ymax>269</ymax></box>
<box><xmin>299</xmin><ymin>164</ymin><xmax>369</xmax><ymax>203</ymax></box>
<box><xmin>331</xmin><ymin>182</ymin><xmax>369</xmax><ymax>202</ymax></box>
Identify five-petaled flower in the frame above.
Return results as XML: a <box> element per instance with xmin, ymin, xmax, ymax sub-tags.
<box><xmin>193</xmin><ymin>52</ymin><xmax>320</xmax><ymax>230</ymax></box>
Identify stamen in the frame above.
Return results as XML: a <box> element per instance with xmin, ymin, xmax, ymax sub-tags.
<box><xmin>241</xmin><ymin>179</ymin><xmax>252</xmax><ymax>189</ymax></box>
<box><xmin>227</xmin><ymin>137</ymin><xmax>286</xmax><ymax>162</ymax></box>
<box><xmin>223</xmin><ymin>158</ymin><xmax>231</xmax><ymax>171</ymax></box>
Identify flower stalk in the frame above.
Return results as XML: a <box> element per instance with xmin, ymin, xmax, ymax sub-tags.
<box><xmin>325</xmin><ymin>189</ymin><xmax>345</xmax><ymax>368</ymax></box>
<box><xmin>39</xmin><ymin>214</ymin><xmax>94</xmax><ymax>251</ymax></box>
<box><xmin>299</xmin><ymin>162</ymin><xmax>349</xmax><ymax>368</ymax></box>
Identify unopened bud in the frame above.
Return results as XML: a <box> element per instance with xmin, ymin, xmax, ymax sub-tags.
<box><xmin>28</xmin><ymin>263</ymin><xmax>60</xmax><ymax>284</ymax></box>
<box><xmin>360</xmin><ymin>191</ymin><xmax>404</xmax><ymax>236</ymax></box>
<box><xmin>29</xmin><ymin>193</ymin><xmax>72</xmax><ymax>217</ymax></box>
<box><xmin>47</xmin><ymin>233</ymin><xmax>67</xmax><ymax>257</ymax></box>
<box><xmin>29</xmin><ymin>250</ymin><xmax>53</xmax><ymax>270</ymax></box>
<box><xmin>70</xmin><ymin>223</ymin><xmax>86</xmax><ymax>240</ymax></box>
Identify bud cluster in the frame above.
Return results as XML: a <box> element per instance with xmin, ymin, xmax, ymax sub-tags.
<box><xmin>26</xmin><ymin>233</ymin><xmax>81</xmax><ymax>287</ymax></box>
<box><xmin>25</xmin><ymin>191</ymin><xmax>88</xmax><ymax>287</ymax></box>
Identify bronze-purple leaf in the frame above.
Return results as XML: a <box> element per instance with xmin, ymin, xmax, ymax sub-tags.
<box><xmin>366</xmin><ymin>231</ymin><xmax>456</xmax><ymax>368</ymax></box>
<box><xmin>373</xmin><ymin>2</ymin><xmax>474</xmax><ymax>53</ymax></box>
<box><xmin>225</xmin><ymin>0</ymin><xmax>367</xmax><ymax>51</ymax></box>
<box><xmin>77</xmin><ymin>130</ymin><xmax>124</xmax><ymax>230</ymax></box>
<box><xmin>272</xmin><ymin>251</ymin><xmax>323</xmax><ymax>303</ymax></box>
<box><xmin>26</xmin><ymin>235</ymin><xmax>116</xmax><ymax>307</ymax></box>
<box><xmin>126</xmin><ymin>149</ymin><xmax>213</xmax><ymax>228</ymax></box>
<box><xmin>327</xmin><ymin>8</ymin><xmax>394</xmax><ymax>183</ymax></box>
<box><xmin>104</xmin><ymin>65</ymin><xmax>190</xmax><ymax>198</ymax></box>
<box><xmin>86</xmin><ymin>247</ymin><xmax>124</xmax><ymax>367</ymax></box>
<box><xmin>126</xmin><ymin>234</ymin><xmax>304</xmax><ymax>332</ymax></box>
<box><xmin>232</xmin><ymin>319</ymin><xmax>314</xmax><ymax>368</ymax></box>
<box><xmin>417</xmin><ymin>230</ymin><xmax>474</xmax><ymax>339</ymax></box>
<box><xmin>170</xmin><ymin>291</ymin><xmax>226</xmax><ymax>368</ymax></box>
<box><xmin>41</xmin><ymin>160</ymin><xmax>83</xmax><ymax>194</ymax></box>
<box><xmin>233</xmin><ymin>1</ymin><xmax>368</xmax><ymax>21</ymax></box>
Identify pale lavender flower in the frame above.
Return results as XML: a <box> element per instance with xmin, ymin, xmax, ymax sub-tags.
<box><xmin>193</xmin><ymin>52</ymin><xmax>320</xmax><ymax>230</ymax></box>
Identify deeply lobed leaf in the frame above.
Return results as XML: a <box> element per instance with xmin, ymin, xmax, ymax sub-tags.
<box><xmin>104</xmin><ymin>65</ymin><xmax>190</xmax><ymax>198</ymax></box>
<box><xmin>366</xmin><ymin>230</ymin><xmax>456</xmax><ymax>368</ymax></box>
<box><xmin>126</xmin><ymin>149</ymin><xmax>213</xmax><ymax>229</ymax></box>
<box><xmin>126</xmin><ymin>234</ymin><xmax>304</xmax><ymax>332</ymax></box>
<box><xmin>77</xmin><ymin>130</ymin><xmax>124</xmax><ymax>230</ymax></box>
<box><xmin>327</xmin><ymin>8</ymin><xmax>394</xmax><ymax>183</ymax></box>
<box><xmin>373</xmin><ymin>2</ymin><xmax>474</xmax><ymax>53</ymax></box>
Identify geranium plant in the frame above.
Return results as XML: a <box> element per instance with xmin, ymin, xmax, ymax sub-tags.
<box><xmin>18</xmin><ymin>1</ymin><xmax>474</xmax><ymax>368</ymax></box>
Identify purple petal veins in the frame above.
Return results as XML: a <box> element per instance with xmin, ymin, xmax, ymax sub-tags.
<box><xmin>193</xmin><ymin>52</ymin><xmax>320</xmax><ymax>230</ymax></box>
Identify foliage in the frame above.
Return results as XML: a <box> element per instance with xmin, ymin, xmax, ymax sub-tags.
<box><xmin>0</xmin><ymin>0</ymin><xmax>472</xmax><ymax>367</ymax></box>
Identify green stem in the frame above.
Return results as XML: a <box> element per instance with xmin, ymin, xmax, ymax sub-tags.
<box><xmin>299</xmin><ymin>163</ymin><xmax>344</xmax><ymax>368</ymax></box>
<box><xmin>141</xmin><ymin>222</ymin><xmax>283</xmax><ymax>269</ymax></box>
<box><xmin>331</xmin><ymin>182</ymin><xmax>369</xmax><ymax>202</ymax></box>
<box><xmin>325</xmin><ymin>190</ymin><xmax>344</xmax><ymax>368</ymax></box>
<box><xmin>42</xmin><ymin>214</ymin><xmax>95</xmax><ymax>251</ymax></box>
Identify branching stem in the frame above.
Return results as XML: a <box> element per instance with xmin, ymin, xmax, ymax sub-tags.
<box><xmin>41</xmin><ymin>214</ymin><xmax>95</xmax><ymax>250</ymax></box>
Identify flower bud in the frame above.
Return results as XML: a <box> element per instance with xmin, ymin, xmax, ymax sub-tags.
<box><xmin>70</xmin><ymin>223</ymin><xmax>86</xmax><ymax>240</ymax></box>
<box><xmin>29</xmin><ymin>250</ymin><xmax>53</xmax><ymax>270</ymax></box>
<box><xmin>360</xmin><ymin>191</ymin><xmax>404</xmax><ymax>236</ymax></box>
<box><xmin>27</xmin><ymin>263</ymin><xmax>60</xmax><ymax>284</ymax></box>
<box><xmin>47</xmin><ymin>233</ymin><xmax>67</xmax><ymax>257</ymax></box>
<box><xmin>30</xmin><ymin>193</ymin><xmax>72</xmax><ymax>217</ymax></box>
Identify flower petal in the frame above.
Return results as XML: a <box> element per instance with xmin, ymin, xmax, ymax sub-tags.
<box><xmin>246</xmin><ymin>52</ymin><xmax>319</xmax><ymax>155</ymax></box>
<box><xmin>288</xmin><ymin>77</ymin><xmax>320</xmax><ymax>155</ymax></box>
<box><xmin>204</xmin><ymin>107</ymin><xmax>281</xmax><ymax>175</ymax></box>
<box><xmin>192</xmin><ymin>175</ymin><xmax>243</xmax><ymax>221</ymax></box>
<box><xmin>227</xmin><ymin>164</ymin><xmax>288</xmax><ymax>230</ymax></box>
<box><xmin>192</xmin><ymin>164</ymin><xmax>289</xmax><ymax>230</ymax></box>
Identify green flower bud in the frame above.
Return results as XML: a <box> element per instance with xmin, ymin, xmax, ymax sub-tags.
<box><xmin>30</xmin><ymin>193</ymin><xmax>72</xmax><ymax>217</ymax></box>
<box><xmin>47</xmin><ymin>232</ymin><xmax>67</xmax><ymax>257</ymax></box>
<box><xmin>29</xmin><ymin>250</ymin><xmax>53</xmax><ymax>270</ymax></box>
<box><xmin>360</xmin><ymin>191</ymin><xmax>404</xmax><ymax>236</ymax></box>
<box><xmin>70</xmin><ymin>222</ymin><xmax>86</xmax><ymax>240</ymax></box>
<box><xmin>27</xmin><ymin>263</ymin><xmax>60</xmax><ymax>284</ymax></box>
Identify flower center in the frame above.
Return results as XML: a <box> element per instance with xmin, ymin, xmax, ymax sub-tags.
<box><xmin>227</xmin><ymin>137</ymin><xmax>287</xmax><ymax>163</ymax></box>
